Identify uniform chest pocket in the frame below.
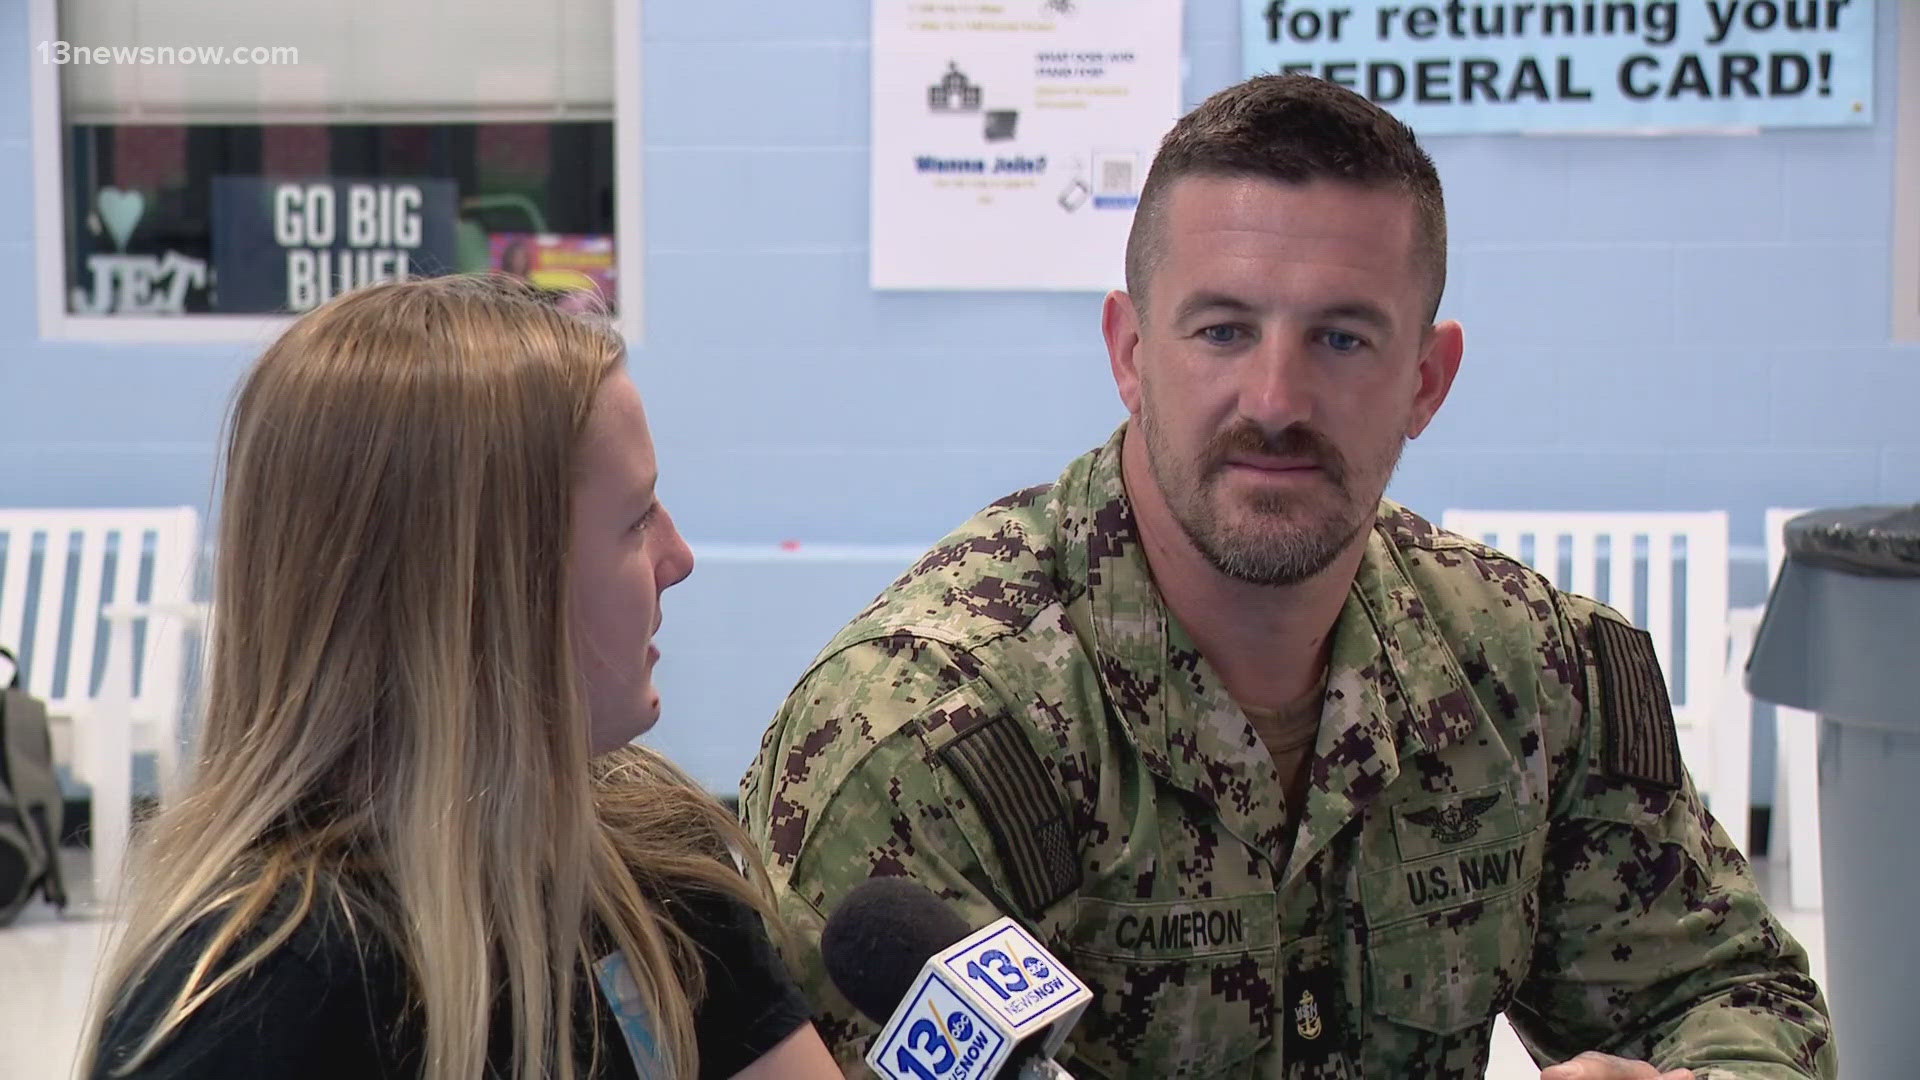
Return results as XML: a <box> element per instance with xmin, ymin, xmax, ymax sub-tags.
<box><xmin>1359</xmin><ymin>822</ymin><xmax>1545</xmax><ymax>1035</ymax></box>
<box><xmin>1065</xmin><ymin>894</ymin><xmax>1277</xmax><ymax>1078</ymax></box>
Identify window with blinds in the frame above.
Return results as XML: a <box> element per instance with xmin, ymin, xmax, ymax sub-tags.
<box><xmin>45</xmin><ymin>0</ymin><xmax>623</xmax><ymax>322</ymax></box>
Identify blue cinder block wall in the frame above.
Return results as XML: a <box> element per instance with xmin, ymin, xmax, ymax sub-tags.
<box><xmin>0</xmin><ymin>2</ymin><xmax>1912</xmax><ymax>798</ymax></box>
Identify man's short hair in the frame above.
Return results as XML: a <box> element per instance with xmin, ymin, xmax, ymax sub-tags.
<box><xmin>1125</xmin><ymin>74</ymin><xmax>1447</xmax><ymax>324</ymax></box>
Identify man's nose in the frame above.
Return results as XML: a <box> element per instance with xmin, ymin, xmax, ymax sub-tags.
<box><xmin>1238</xmin><ymin>336</ymin><xmax>1314</xmax><ymax>432</ymax></box>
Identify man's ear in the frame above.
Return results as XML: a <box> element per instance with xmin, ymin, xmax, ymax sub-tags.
<box><xmin>1406</xmin><ymin>319</ymin><xmax>1464</xmax><ymax>439</ymax></box>
<box><xmin>1104</xmin><ymin>290</ymin><xmax>1144</xmax><ymax>415</ymax></box>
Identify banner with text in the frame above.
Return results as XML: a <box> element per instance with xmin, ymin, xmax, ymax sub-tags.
<box><xmin>211</xmin><ymin>178</ymin><xmax>457</xmax><ymax>313</ymax></box>
<box><xmin>1241</xmin><ymin>0</ymin><xmax>1873</xmax><ymax>133</ymax></box>
<box><xmin>872</xmin><ymin>0</ymin><xmax>1182</xmax><ymax>290</ymax></box>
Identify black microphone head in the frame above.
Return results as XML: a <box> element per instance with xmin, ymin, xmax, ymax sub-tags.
<box><xmin>820</xmin><ymin>876</ymin><xmax>973</xmax><ymax>1024</ymax></box>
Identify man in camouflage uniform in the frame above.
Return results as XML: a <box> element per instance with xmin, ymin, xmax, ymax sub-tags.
<box><xmin>742</xmin><ymin>75</ymin><xmax>1834</xmax><ymax>1079</ymax></box>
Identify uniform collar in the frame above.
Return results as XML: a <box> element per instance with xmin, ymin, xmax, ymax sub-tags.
<box><xmin>1058</xmin><ymin>423</ymin><xmax>1489</xmax><ymax>879</ymax></box>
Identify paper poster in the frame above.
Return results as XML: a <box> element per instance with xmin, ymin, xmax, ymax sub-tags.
<box><xmin>1242</xmin><ymin>0</ymin><xmax>1874</xmax><ymax>134</ymax></box>
<box><xmin>490</xmin><ymin>233</ymin><xmax>618</xmax><ymax>314</ymax></box>
<box><xmin>871</xmin><ymin>0</ymin><xmax>1184</xmax><ymax>290</ymax></box>
<box><xmin>211</xmin><ymin>178</ymin><xmax>457</xmax><ymax>313</ymax></box>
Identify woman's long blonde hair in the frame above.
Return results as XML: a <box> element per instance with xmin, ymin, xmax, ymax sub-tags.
<box><xmin>84</xmin><ymin>276</ymin><xmax>767</xmax><ymax>1080</ymax></box>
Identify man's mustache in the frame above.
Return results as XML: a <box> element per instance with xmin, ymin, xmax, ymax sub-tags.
<box><xmin>1202</xmin><ymin>422</ymin><xmax>1348</xmax><ymax>484</ymax></box>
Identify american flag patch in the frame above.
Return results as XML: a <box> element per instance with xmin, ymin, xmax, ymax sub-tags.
<box><xmin>1589</xmin><ymin>615</ymin><xmax>1684</xmax><ymax>791</ymax></box>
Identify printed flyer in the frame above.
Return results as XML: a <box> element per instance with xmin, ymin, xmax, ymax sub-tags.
<box><xmin>871</xmin><ymin>0</ymin><xmax>1183</xmax><ymax>290</ymax></box>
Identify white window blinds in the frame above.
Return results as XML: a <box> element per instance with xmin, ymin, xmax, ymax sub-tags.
<box><xmin>59</xmin><ymin>0</ymin><xmax>613</xmax><ymax>126</ymax></box>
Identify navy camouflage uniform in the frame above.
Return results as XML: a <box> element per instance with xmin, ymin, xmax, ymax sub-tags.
<box><xmin>742</xmin><ymin>425</ymin><xmax>1835</xmax><ymax>1078</ymax></box>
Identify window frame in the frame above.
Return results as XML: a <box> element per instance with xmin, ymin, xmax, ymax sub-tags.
<box><xmin>1894</xmin><ymin>0</ymin><xmax>1920</xmax><ymax>342</ymax></box>
<box><xmin>28</xmin><ymin>0</ymin><xmax>645</xmax><ymax>344</ymax></box>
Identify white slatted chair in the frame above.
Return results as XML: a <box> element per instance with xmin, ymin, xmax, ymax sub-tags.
<box><xmin>1762</xmin><ymin>508</ymin><xmax>1821</xmax><ymax>910</ymax></box>
<box><xmin>0</xmin><ymin>509</ymin><xmax>206</xmax><ymax>905</ymax></box>
<box><xmin>1439</xmin><ymin>511</ymin><xmax>1744</xmax><ymax>853</ymax></box>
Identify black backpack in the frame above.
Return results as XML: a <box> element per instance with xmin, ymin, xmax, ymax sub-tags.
<box><xmin>0</xmin><ymin>645</ymin><xmax>68</xmax><ymax>925</ymax></box>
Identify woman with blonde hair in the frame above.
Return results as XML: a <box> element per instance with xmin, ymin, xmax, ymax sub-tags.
<box><xmin>82</xmin><ymin>276</ymin><xmax>840</xmax><ymax>1079</ymax></box>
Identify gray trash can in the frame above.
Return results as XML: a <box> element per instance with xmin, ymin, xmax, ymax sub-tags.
<box><xmin>1747</xmin><ymin>505</ymin><xmax>1920</xmax><ymax>1076</ymax></box>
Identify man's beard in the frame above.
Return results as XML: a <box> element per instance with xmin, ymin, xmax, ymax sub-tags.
<box><xmin>1140</xmin><ymin>405</ymin><xmax>1404</xmax><ymax>587</ymax></box>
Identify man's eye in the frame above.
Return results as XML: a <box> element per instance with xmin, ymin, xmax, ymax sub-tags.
<box><xmin>1323</xmin><ymin>330</ymin><xmax>1365</xmax><ymax>353</ymax></box>
<box><xmin>1199</xmin><ymin>325</ymin><xmax>1243</xmax><ymax>345</ymax></box>
<box><xmin>633</xmin><ymin>504</ymin><xmax>659</xmax><ymax>532</ymax></box>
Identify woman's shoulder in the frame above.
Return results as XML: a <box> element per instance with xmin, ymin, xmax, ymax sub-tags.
<box><xmin>93</xmin><ymin>880</ymin><xmax>415</xmax><ymax>1079</ymax></box>
<box><xmin>171</xmin><ymin>878</ymin><xmax>401</xmax><ymax>985</ymax></box>
<box><xmin>655</xmin><ymin>885</ymin><xmax>815</xmax><ymax>1080</ymax></box>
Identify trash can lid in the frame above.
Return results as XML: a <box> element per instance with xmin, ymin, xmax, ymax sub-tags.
<box><xmin>1784</xmin><ymin>505</ymin><xmax>1920</xmax><ymax>578</ymax></box>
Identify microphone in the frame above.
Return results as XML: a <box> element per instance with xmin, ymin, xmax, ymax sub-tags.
<box><xmin>822</xmin><ymin>877</ymin><xmax>1091</xmax><ymax>1080</ymax></box>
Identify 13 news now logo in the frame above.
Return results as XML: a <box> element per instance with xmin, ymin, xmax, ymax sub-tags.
<box><xmin>867</xmin><ymin>918</ymin><xmax>1092</xmax><ymax>1080</ymax></box>
<box><xmin>872</xmin><ymin>976</ymin><xmax>1006</xmax><ymax>1080</ymax></box>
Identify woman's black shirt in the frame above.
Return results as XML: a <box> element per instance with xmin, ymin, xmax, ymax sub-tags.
<box><xmin>91</xmin><ymin>886</ymin><xmax>812</xmax><ymax>1079</ymax></box>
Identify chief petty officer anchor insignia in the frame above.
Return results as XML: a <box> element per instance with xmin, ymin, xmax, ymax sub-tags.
<box><xmin>1283</xmin><ymin>959</ymin><xmax>1350</xmax><ymax>1076</ymax></box>
<box><xmin>1295</xmin><ymin>989</ymin><xmax>1323</xmax><ymax>1040</ymax></box>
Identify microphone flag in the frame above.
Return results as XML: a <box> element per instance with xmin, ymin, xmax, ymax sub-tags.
<box><xmin>866</xmin><ymin>916</ymin><xmax>1092</xmax><ymax>1080</ymax></box>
